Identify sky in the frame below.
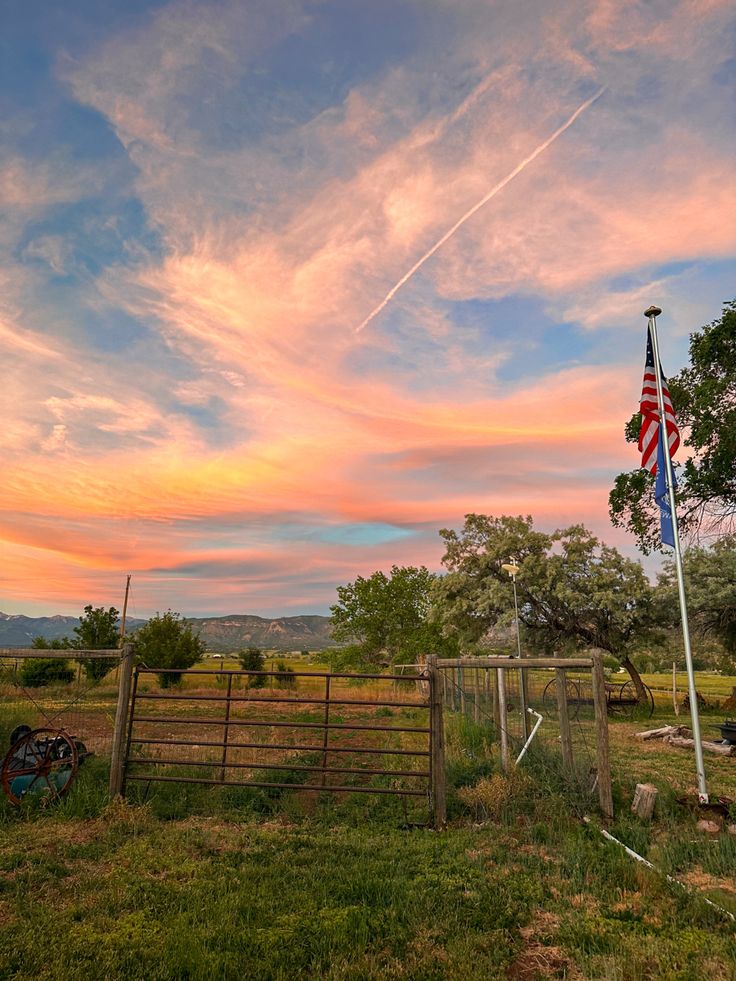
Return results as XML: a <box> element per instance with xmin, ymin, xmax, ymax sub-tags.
<box><xmin>1</xmin><ymin>0</ymin><xmax>735</xmax><ymax>619</ymax></box>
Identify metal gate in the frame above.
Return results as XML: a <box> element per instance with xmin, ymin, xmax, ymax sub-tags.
<box><xmin>121</xmin><ymin>665</ymin><xmax>444</xmax><ymax>822</ymax></box>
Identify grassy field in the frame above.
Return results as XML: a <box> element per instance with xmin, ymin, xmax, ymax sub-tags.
<box><xmin>1</xmin><ymin>657</ymin><xmax>735</xmax><ymax>979</ymax></box>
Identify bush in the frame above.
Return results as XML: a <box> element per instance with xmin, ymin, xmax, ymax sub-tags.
<box><xmin>274</xmin><ymin>659</ymin><xmax>297</xmax><ymax>688</ymax></box>
<box><xmin>134</xmin><ymin>610</ymin><xmax>205</xmax><ymax>687</ymax></box>
<box><xmin>238</xmin><ymin>647</ymin><xmax>266</xmax><ymax>688</ymax></box>
<box><xmin>19</xmin><ymin>658</ymin><xmax>74</xmax><ymax>688</ymax></box>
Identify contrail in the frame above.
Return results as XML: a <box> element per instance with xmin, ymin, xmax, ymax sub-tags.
<box><xmin>355</xmin><ymin>87</ymin><xmax>606</xmax><ymax>333</ymax></box>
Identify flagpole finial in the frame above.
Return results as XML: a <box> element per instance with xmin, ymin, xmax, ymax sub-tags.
<box><xmin>644</xmin><ymin>305</ymin><xmax>662</xmax><ymax>318</ymax></box>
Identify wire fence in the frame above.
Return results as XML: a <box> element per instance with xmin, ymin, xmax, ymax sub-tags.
<box><xmin>438</xmin><ymin>659</ymin><xmax>611</xmax><ymax>817</ymax></box>
<box><xmin>0</xmin><ymin>650</ymin><xmax>122</xmax><ymax>759</ymax></box>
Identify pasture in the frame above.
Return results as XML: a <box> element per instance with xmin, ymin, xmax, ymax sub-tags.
<box><xmin>0</xmin><ymin>656</ymin><xmax>735</xmax><ymax>979</ymax></box>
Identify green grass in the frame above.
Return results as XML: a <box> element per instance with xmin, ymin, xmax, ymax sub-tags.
<box><xmin>1</xmin><ymin>777</ymin><xmax>735</xmax><ymax>981</ymax></box>
<box><xmin>2</xmin><ymin>665</ymin><xmax>736</xmax><ymax>978</ymax></box>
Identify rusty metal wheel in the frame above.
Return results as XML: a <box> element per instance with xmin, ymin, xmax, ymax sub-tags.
<box><xmin>619</xmin><ymin>681</ymin><xmax>655</xmax><ymax>719</ymax></box>
<box><xmin>1</xmin><ymin>728</ymin><xmax>79</xmax><ymax>806</ymax></box>
<box><xmin>542</xmin><ymin>677</ymin><xmax>582</xmax><ymax>721</ymax></box>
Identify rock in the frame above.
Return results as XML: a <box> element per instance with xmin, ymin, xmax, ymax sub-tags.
<box><xmin>727</xmin><ymin>824</ymin><xmax>736</xmax><ymax>836</ymax></box>
<box><xmin>696</xmin><ymin>819</ymin><xmax>721</xmax><ymax>834</ymax></box>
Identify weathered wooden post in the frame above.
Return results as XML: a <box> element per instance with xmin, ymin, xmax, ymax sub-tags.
<box><xmin>428</xmin><ymin>656</ymin><xmax>446</xmax><ymax>828</ymax></box>
<box><xmin>591</xmin><ymin>653</ymin><xmax>614</xmax><ymax>819</ymax></box>
<box><xmin>493</xmin><ymin>669</ymin><xmax>501</xmax><ymax>731</ymax></box>
<box><xmin>497</xmin><ymin>666</ymin><xmax>510</xmax><ymax>772</ymax></box>
<box><xmin>109</xmin><ymin>643</ymin><xmax>134</xmax><ymax>798</ymax></box>
<box><xmin>555</xmin><ymin>668</ymin><xmax>574</xmax><ymax>772</ymax></box>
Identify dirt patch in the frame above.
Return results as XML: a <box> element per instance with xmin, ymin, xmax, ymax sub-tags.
<box><xmin>682</xmin><ymin>866</ymin><xmax>736</xmax><ymax>895</ymax></box>
<box><xmin>508</xmin><ymin>914</ymin><xmax>581</xmax><ymax>980</ymax></box>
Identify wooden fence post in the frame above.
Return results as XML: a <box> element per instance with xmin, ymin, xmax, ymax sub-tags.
<box><xmin>591</xmin><ymin>654</ymin><xmax>614</xmax><ymax>819</ymax></box>
<box><xmin>497</xmin><ymin>667</ymin><xmax>510</xmax><ymax>772</ymax></box>
<box><xmin>109</xmin><ymin>643</ymin><xmax>134</xmax><ymax>798</ymax></box>
<box><xmin>428</xmin><ymin>656</ymin><xmax>446</xmax><ymax>828</ymax></box>
<box><xmin>555</xmin><ymin>668</ymin><xmax>574</xmax><ymax>772</ymax></box>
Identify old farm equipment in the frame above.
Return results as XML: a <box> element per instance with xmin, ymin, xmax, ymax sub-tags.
<box><xmin>542</xmin><ymin>676</ymin><xmax>654</xmax><ymax>719</ymax></box>
<box><xmin>1</xmin><ymin>725</ymin><xmax>90</xmax><ymax>806</ymax></box>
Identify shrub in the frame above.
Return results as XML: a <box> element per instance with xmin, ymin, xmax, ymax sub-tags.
<box><xmin>134</xmin><ymin>610</ymin><xmax>205</xmax><ymax>687</ymax></box>
<box><xmin>19</xmin><ymin>658</ymin><xmax>74</xmax><ymax>688</ymax></box>
<box><xmin>274</xmin><ymin>659</ymin><xmax>297</xmax><ymax>688</ymax></box>
<box><xmin>238</xmin><ymin>647</ymin><xmax>266</xmax><ymax>688</ymax></box>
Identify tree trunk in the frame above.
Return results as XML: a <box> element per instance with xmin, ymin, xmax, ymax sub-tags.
<box><xmin>619</xmin><ymin>655</ymin><xmax>647</xmax><ymax>701</ymax></box>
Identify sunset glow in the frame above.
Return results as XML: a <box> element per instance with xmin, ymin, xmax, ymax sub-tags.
<box><xmin>2</xmin><ymin>0</ymin><xmax>735</xmax><ymax>617</ymax></box>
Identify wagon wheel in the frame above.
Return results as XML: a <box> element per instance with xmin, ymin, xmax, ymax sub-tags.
<box><xmin>542</xmin><ymin>678</ymin><xmax>582</xmax><ymax>721</ymax></box>
<box><xmin>619</xmin><ymin>681</ymin><xmax>655</xmax><ymax>719</ymax></box>
<box><xmin>1</xmin><ymin>728</ymin><xmax>79</xmax><ymax>806</ymax></box>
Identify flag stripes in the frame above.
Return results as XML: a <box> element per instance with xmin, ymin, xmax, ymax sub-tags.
<box><xmin>639</xmin><ymin>327</ymin><xmax>680</xmax><ymax>473</ymax></box>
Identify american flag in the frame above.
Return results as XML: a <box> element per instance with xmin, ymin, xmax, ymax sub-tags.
<box><xmin>639</xmin><ymin>327</ymin><xmax>680</xmax><ymax>474</ymax></box>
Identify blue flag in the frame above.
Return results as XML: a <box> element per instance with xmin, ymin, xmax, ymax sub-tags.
<box><xmin>655</xmin><ymin>425</ymin><xmax>676</xmax><ymax>547</ymax></box>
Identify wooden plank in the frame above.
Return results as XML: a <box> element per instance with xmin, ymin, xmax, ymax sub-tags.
<box><xmin>436</xmin><ymin>656</ymin><xmax>594</xmax><ymax>669</ymax></box>
<box><xmin>0</xmin><ymin>648</ymin><xmax>121</xmax><ymax>659</ymax></box>
<box><xmin>591</xmin><ymin>653</ymin><xmax>614</xmax><ymax>820</ymax></box>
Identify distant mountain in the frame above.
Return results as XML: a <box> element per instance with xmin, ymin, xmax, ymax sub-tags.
<box><xmin>0</xmin><ymin>611</ymin><xmax>334</xmax><ymax>652</ymax></box>
<box><xmin>0</xmin><ymin>611</ymin><xmax>146</xmax><ymax>648</ymax></box>
<box><xmin>184</xmin><ymin>614</ymin><xmax>335</xmax><ymax>652</ymax></box>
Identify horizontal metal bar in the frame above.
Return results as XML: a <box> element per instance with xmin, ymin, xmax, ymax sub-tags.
<box><xmin>131</xmin><ymin>716</ymin><xmax>430</xmax><ymax>733</ymax></box>
<box><xmin>129</xmin><ymin>737</ymin><xmax>430</xmax><ymax>757</ymax></box>
<box><xmin>133</xmin><ymin>692</ymin><xmax>426</xmax><ymax>709</ymax></box>
<box><xmin>0</xmin><ymin>648</ymin><xmax>121</xmax><ymax>660</ymax></box>
<box><xmin>124</xmin><ymin>773</ymin><xmax>428</xmax><ymax>795</ymax></box>
<box><xmin>127</xmin><ymin>757</ymin><xmax>430</xmax><ymax>778</ymax></box>
<box><xmin>436</xmin><ymin>657</ymin><xmax>594</xmax><ymax>669</ymax></box>
<box><xmin>137</xmin><ymin>668</ymin><xmax>421</xmax><ymax>681</ymax></box>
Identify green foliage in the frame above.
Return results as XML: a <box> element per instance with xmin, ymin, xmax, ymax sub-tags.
<box><xmin>31</xmin><ymin>636</ymin><xmax>72</xmax><ymax>650</ymax></box>
<box><xmin>330</xmin><ymin>564</ymin><xmax>459</xmax><ymax>665</ymax></box>
<box><xmin>73</xmin><ymin>605</ymin><xmax>119</xmax><ymax>680</ymax></box>
<box><xmin>237</xmin><ymin>646</ymin><xmax>265</xmax><ymax>687</ymax></box>
<box><xmin>274</xmin><ymin>658</ymin><xmax>297</xmax><ymax>687</ymax></box>
<box><xmin>610</xmin><ymin>301</ymin><xmax>736</xmax><ymax>551</ymax></box>
<box><xmin>30</xmin><ymin>606</ymin><xmax>119</xmax><ymax>681</ymax></box>
<box><xmin>19</xmin><ymin>658</ymin><xmax>74</xmax><ymax>687</ymax></box>
<box><xmin>658</xmin><ymin>537</ymin><xmax>736</xmax><ymax>664</ymax></box>
<box><xmin>134</xmin><ymin>610</ymin><xmax>205</xmax><ymax>686</ymax></box>
<box><xmin>434</xmin><ymin>514</ymin><xmax>654</xmax><ymax>673</ymax></box>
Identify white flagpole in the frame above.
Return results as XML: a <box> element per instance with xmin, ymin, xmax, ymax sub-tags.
<box><xmin>645</xmin><ymin>306</ymin><xmax>708</xmax><ymax>803</ymax></box>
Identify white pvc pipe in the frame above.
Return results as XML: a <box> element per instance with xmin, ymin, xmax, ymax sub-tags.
<box><xmin>582</xmin><ymin>817</ymin><xmax>734</xmax><ymax>922</ymax></box>
<box><xmin>516</xmin><ymin>707</ymin><xmax>543</xmax><ymax>764</ymax></box>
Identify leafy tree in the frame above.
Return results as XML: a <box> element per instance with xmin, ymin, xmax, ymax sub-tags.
<box><xmin>330</xmin><ymin>565</ymin><xmax>458</xmax><ymax>666</ymax></box>
<box><xmin>73</xmin><ymin>605</ymin><xmax>120</xmax><ymax>680</ymax></box>
<box><xmin>657</xmin><ymin>537</ymin><xmax>736</xmax><ymax>667</ymax></box>
<box><xmin>237</xmin><ymin>646</ymin><xmax>266</xmax><ymax>688</ymax></box>
<box><xmin>31</xmin><ymin>607</ymin><xmax>119</xmax><ymax>680</ymax></box>
<box><xmin>134</xmin><ymin>610</ymin><xmax>205</xmax><ymax>686</ymax></box>
<box><xmin>433</xmin><ymin>514</ymin><xmax>655</xmax><ymax>695</ymax></box>
<box><xmin>610</xmin><ymin>301</ymin><xmax>736</xmax><ymax>552</ymax></box>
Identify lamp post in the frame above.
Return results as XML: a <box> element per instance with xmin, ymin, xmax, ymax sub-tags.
<box><xmin>502</xmin><ymin>559</ymin><xmax>528</xmax><ymax>740</ymax></box>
